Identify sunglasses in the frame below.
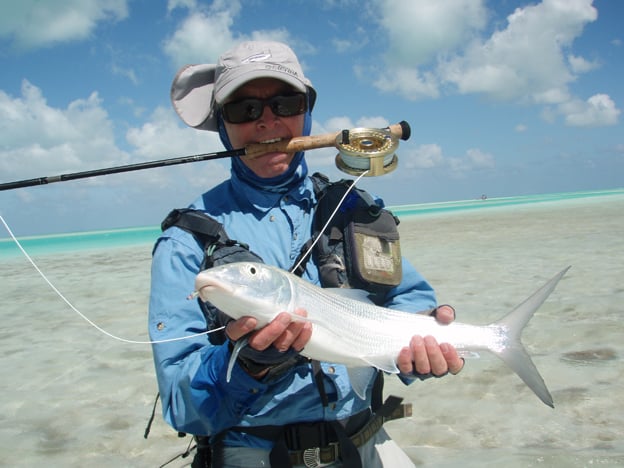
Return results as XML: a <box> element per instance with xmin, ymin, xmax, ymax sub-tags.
<box><xmin>221</xmin><ymin>93</ymin><xmax>308</xmax><ymax>124</ymax></box>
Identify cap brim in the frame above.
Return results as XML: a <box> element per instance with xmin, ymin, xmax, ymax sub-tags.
<box><xmin>170</xmin><ymin>64</ymin><xmax>219</xmax><ymax>131</ymax></box>
<box><xmin>171</xmin><ymin>63</ymin><xmax>313</xmax><ymax>132</ymax></box>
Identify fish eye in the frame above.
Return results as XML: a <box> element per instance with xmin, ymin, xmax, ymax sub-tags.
<box><xmin>248</xmin><ymin>265</ymin><xmax>257</xmax><ymax>275</ymax></box>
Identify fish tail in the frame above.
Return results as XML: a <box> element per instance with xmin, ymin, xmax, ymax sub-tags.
<box><xmin>490</xmin><ymin>266</ymin><xmax>571</xmax><ymax>408</ymax></box>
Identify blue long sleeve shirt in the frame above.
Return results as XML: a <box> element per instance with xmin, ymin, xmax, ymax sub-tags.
<box><xmin>148</xmin><ymin>171</ymin><xmax>437</xmax><ymax>447</ymax></box>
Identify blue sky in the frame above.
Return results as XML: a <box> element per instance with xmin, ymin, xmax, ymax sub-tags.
<box><xmin>0</xmin><ymin>0</ymin><xmax>622</xmax><ymax>236</ymax></box>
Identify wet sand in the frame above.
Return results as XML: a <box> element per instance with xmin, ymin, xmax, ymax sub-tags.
<box><xmin>1</xmin><ymin>194</ymin><xmax>622</xmax><ymax>466</ymax></box>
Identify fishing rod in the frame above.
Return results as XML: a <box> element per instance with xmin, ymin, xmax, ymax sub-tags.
<box><xmin>0</xmin><ymin>121</ymin><xmax>411</xmax><ymax>191</ymax></box>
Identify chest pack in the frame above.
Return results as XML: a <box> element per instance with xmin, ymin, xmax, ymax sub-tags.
<box><xmin>294</xmin><ymin>173</ymin><xmax>402</xmax><ymax>298</ymax></box>
<box><xmin>161</xmin><ymin>173</ymin><xmax>402</xmax><ymax>297</ymax></box>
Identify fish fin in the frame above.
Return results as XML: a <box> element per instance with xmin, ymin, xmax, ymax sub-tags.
<box><xmin>288</xmin><ymin>314</ymin><xmax>315</xmax><ymax>323</ymax></box>
<box><xmin>227</xmin><ymin>336</ymin><xmax>249</xmax><ymax>383</ymax></box>
<box><xmin>346</xmin><ymin>367</ymin><xmax>377</xmax><ymax>399</ymax></box>
<box><xmin>325</xmin><ymin>288</ymin><xmax>375</xmax><ymax>304</ymax></box>
<box><xmin>361</xmin><ymin>355</ymin><xmax>400</xmax><ymax>374</ymax></box>
<box><xmin>490</xmin><ymin>266</ymin><xmax>570</xmax><ymax>408</ymax></box>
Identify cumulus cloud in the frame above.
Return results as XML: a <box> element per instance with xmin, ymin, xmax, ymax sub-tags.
<box><xmin>0</xmin><ymin>0</ymin><xmax>128</xmax><ymax>50</ymax></box>
<box><xmin>466</xmin><ymin>148</ymin><xmax>495</xmax><ymax>168</ymax></box>
<box><xmin>0</xmin><ymin>80</ymin><xmax>125</xmax><ymax>179</ymax></box>
<box><xmin>0</xmin><ymin>80</ymin><xmax>226</xmax><ymax>192</ymax></box>
<box><xmin>322</xmin><ymin>115</ymin><xmax>390</xmax><ymax>132</ymax></box>
<box><xmin>568</xmin><ymin>54</ymin><xmax>600</xmax><ymax>74</ymax></box>
<box><xmin>127</xmin><ymin>106</ymin><xmax>222</xmax><ymax>159</ymax></box>
<box><xmin>126</xmin><ymin>108</ymin><xmax>229</xmax><ymax>188</ymax></box>
<box><xmin>367</xmin><ymin>0</ymin><xmax>619</xmax><ymax>126</ymax></box>
<box><xmin>370</xmin><ymin>67</ymin><xmax>440</xmax><ymax>101</ymax></box>
<box><xmin>440</xmin><ymin>0</ymin><xmax>597</xmax><ymax>100</ymax></box>
<box><xmin>405</xmin><ymin>143</ymin><xmax>495</xmax><ymax>174</ymax></box>
<box><xmin>407</xmin><ymin>144</ymin><xmax>445</xmax><ymax>169</ymax></box>
<box><xmin>163</xmin><ymin>3</ymin><xmax>239</xmax><ymax>65</ymax></box>
<box><xmin>377</xmin><ymin>0</ymin><xmax>487</xmax><ymax>66</ymax></box>
<box><xmin>561</xmin><ymin>94</ymin><xmax>621</xmax><ymax>127</ymax></box>
<box><xmin>162</xmin><ymin>0</ymin><xmax>304</xmax><ymax>67</ymax></box>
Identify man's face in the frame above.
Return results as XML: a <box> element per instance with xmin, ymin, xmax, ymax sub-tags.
<box><xmin>223</xmin><ymin>78</ymin><xmax>306</xmax><ymax>179</ymax></box>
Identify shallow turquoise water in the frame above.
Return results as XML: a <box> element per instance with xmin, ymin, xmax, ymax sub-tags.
<box><xmin>1</xmin><ymin>188</ymin><xmax>622</xmax><ymax>467</ymax></box>
<box><xmin>2</xmin><ymin>188</ymin><xmax>622</xmax><ymax>259</ymax></box>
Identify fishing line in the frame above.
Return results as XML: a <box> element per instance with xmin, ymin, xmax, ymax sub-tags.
<box><xmin>289</xmin><ymin>170</ymin><xmax>368</xmax><ymax>275</ymax></box>
<box><xmin>0</xmin><ymin>169</ymin><xmax>367</xmax><ymax>345</ymax></box>
<box><xmin>0</xmin><ymin>214</ymin><xmax>221</xmax><ymax>345</ymax></box>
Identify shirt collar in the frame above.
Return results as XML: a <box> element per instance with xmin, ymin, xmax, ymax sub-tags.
<box><xmin>231</xmin><ymin>170</ymin><xmax>315</xmax><ymax>214</ymax></box>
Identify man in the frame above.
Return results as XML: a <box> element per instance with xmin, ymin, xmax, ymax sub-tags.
<box><xmin>149</xmin><ymin>41</ymin><xmax>464</xmax><ymax>467</ymax></box>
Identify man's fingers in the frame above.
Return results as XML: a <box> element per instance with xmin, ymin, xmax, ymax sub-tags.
<box><xmin>225</xmin><ymin>316</ymin><xmax>257</xmax><ymax>341</ymax></box>
<box><xmin>248</xmin><ymin>312</ymin><xmax>292</xmax><ymax>350</ymax></box>
<box><xmin>440</xmin><ymin>342</ymin><xmax>465</xmax><ymax>375</ymax></box>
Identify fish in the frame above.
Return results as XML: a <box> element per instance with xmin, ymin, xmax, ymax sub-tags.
<box><xmin>195</xmin><ymin>262</ymin><xmax>571</xmax><ymax>407</ymax></box>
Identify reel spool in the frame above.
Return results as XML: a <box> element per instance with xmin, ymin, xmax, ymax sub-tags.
<box><xmin>335</xmin><ymin>127</ymin><xmax>399</xmax><ymax>177</ymax></box>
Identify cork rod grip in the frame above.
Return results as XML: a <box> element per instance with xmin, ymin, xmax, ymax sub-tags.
<box><xmin>244</xmin><ymin>121</ymin><xmax>411</xmax><ymax>159</ymax></box>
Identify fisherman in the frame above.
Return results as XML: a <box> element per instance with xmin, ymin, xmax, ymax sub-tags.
<box><xmin>149</xmin><ymin>40</ymin><xmax>464</xmax><ymax>467</ymax></box>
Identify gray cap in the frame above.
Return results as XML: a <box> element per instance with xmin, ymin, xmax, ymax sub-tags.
<box><xmin>170</xmin><ymin>41</ymin><xmax>315</xmax><ymax>131</ymax></box>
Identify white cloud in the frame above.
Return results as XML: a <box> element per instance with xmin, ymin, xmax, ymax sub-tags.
<box><xmin>370</xmin><ymin>66</ymin><xmax>440</xmax><ymax>101</ymax></box>
<box><xmin>126</xmin><ymin>106</ymin><xmax>221</xmax><ymax>159</ymax></box>
<box><xmin>125</xmin><ymin>106</ymin><xmax>230</xmax><ymax>189</ymax></box>
<box><xmin>0</xmin><ymin>80</ymin><xmax>126</xmax><ymax>179</ymax></box>
<box><xmin>466</xmin><ymin>148</ymin><xmax>495</xmax><ymax>168</ymax></box>
<box><xmin>368</xmin><ymin>0</ymin><xmax>616</xmax><ymax>126</ymax></box>
<box><xmin>515</xmin><ymin>123</ymin><xmax>528</xmax><ymax>132</ymax></box>
<box><xmin>0</xmin><ymin>0</ymin><xmax>128</xmax><ymax>50</ymax></box>
<box><xmin>111</xmin><ymin>64</ymin><xmax>139</xmax><ymax>85</ymax></box>
<box><xmin>405</xmin><ymin>144</ymin><xmax>495</xmax><ymax>174</ymax></box>
<box><xmin>167</xmin><ymin>0</ymin><xmax>198</xmax><ymax>13</ymax></box>
<box><xmin>332</xmin><ymin>38</ymin><xmax>359</xmax><ymax>54</ymax></box>
<box><xmin>448</xmin><ymin>148</ymin><xmax>495</xmax><ymax>174</ymax></box>
<box><xmin>162</xmin><ymin>1</ymin><xmax>305</xmax><ymax>68</ymax></box>
<box><xmin>377</xmin><ymin>0</ymin><xmax>487</xmax><ymax>66</ymax></box>
<box><xmin>406</xmin><ymin>144</ymin><xmax>445</xmax><ymax>169</ymax></box>
<box><xmin>0</xmin><ymin>78</ymin><xmax>229</xmax><ymax>202</ymax></box>
<box><xmin>568</xmin><ymin>54</ymin><xmax>600</xmax><ymax>74</ymax></box>
<box><xmin>163</xmin><ymin>9</ymin><xmax>237</xmax><ymax>66</ymax></box>
<box><xmin>561</xmin><ymin>94</ymin><xmax>621</xmax><ymax>127</ymax></box>
<box><xmin>322</xmin><ymin>116</ymin><xmax>391</xmax><ymax>132</ymax></box>
<box><xmin>440</xmin><ymin>0</ymin><xmax>597</xmax><ymax>101</ymax></box>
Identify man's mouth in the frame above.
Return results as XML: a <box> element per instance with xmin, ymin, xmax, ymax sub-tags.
<box><xmin>259</xmin><ymin>137</ymin><xmax>284</xmax><ymax>144</ymax></box>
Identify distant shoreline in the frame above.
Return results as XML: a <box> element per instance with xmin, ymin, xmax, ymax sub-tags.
<box><xmin>2</xmin><ymin>188</ymin><xmax>623</xmax><ymax>259</ymax></box>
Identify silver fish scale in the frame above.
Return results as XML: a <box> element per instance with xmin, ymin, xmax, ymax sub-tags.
<box><xmin>195</xmin><ymin>261</ymin><xmax>567</xmax><ymax>406</ymax></box>
<box><xmin>282</xmin><ymin>267</ymin><xmax>501</xmax><ymax>367</ymax></box>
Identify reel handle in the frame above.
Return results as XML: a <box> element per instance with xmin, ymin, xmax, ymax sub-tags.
<box><xmin>244</xmin><ymin>121</ymin><xmax>411</xmax><ymax>159</ymax></box>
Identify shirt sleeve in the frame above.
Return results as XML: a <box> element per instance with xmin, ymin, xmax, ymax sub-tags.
<box><xmin>383</xmin><ymin>257</ymin><xmax>437</xmax><ymax>313</ymax></box>
<box><xmin>148</xmin><ymin>229</ymin><xmax>268</xmax><ymax>435</ymax></box>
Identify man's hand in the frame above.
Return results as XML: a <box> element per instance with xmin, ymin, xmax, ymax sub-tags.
<box><xmin>396</xmin><ymin>304</ymin><xmax>465</xmax><ymax>377</ymax></box>
<box><xmin>225</xmin><ymin>309</ymin><xmax>312</xmax><ymax>353</ymax></box>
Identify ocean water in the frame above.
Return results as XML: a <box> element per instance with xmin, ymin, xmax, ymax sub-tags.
<box><xmin>0</xmin><ymin>189</ymin><xmax>623</xmax><ymax>467</ymax></box>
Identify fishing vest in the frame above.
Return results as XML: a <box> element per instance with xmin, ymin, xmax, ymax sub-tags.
<box><xmin>160</xmin><ymin>172</ymin><xmax>403</xmax><ymax>342</ymax></box>
<box><xmin>156</xmin><ymin>174</ymin><xmax>406</xmax><ymax>467</ymax></box>
<box><xmin>162</xmin><ymin>172</ymin><xmax>402</xmax><ymax>296</ymax></box>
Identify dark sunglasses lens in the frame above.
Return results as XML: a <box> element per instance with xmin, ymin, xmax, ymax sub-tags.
<box><xmin>271</xmin><ymin>94</ymin><xmax>306</xmax><ymax>117</ymax></box>
<box><xmin>223</xmin><ymin>99</ymin><xmax>264</xmax><ymax>124</ymax></box>
<box><xmin>222</xmin><ymin>93</ymin><xmax>307</xmax><ymax>124</ymax></box>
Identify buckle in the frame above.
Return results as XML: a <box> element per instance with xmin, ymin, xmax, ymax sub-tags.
<box><xmin>302</xmin><ymin>443</ymin><xmax>339</xmax><ymax>467</ymax></box>
<box><xmin>303</xmin><ymin>447</ymin><xmax>321</xmax><ymax>468</ymax></box>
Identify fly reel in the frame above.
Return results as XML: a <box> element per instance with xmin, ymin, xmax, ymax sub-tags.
<box><xmin>335</xmin><ymin>127</ymin><xmax>400</xmax><ymax>177</ymax></box>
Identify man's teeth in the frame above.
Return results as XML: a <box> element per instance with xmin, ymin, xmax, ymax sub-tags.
<box><xmin>260</xmin><ymin>138</ymin><xmax>282</xmax><ymax>144</ymax></box>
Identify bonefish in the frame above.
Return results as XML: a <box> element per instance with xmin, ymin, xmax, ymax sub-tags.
<box><xmin>195</xmin><ymin>262</ymin><xmax>570</xmax><ymax>407</ymax></box>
